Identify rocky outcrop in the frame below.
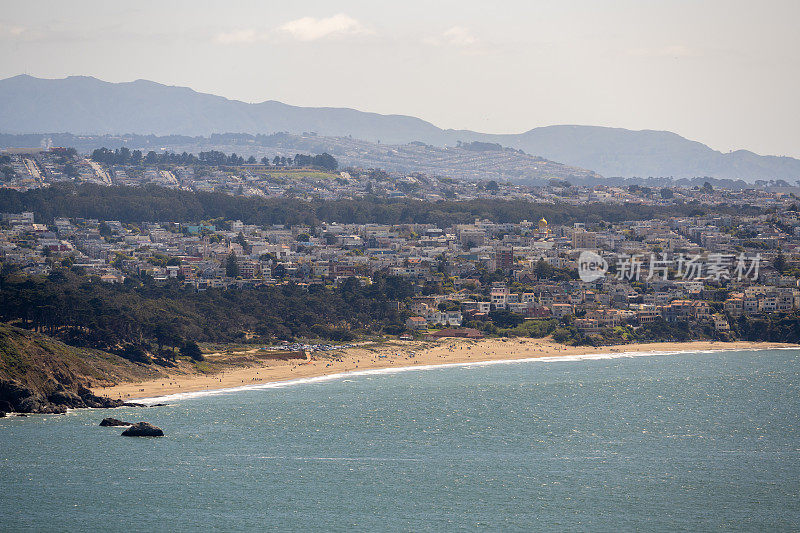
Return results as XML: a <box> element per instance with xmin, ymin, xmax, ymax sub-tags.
<box><xmin>0</xmin><ymin>323</ymin><xmax>165</xmax><ymax>416</ymax></box>
<box><xmin>0</xmin><ymin>379</ymin><xmax>61</xmax><ymax>413</ymax></box>
<box><xmin>121</xmin><ymin>422</ymin><xmax>164</xmax><ymax>437</ymax></box>
<box><xmin>99</xmin><ymin>417</ymin><xmax>132</xmax><ymax>427</ymax></box>
<box><xmin>0</xmin><ymin>379</ymin><xmax>141</xmax><ymax>414</ymax></box>
<box><xmin>0</xmin><ymin>380</ymin><xmax>35</xmax><ymax>410</ymax></box>
<box><xmin>75</xmin><ymin>386</ymin><xmax>129</xmax><ymax>409</ymax></box>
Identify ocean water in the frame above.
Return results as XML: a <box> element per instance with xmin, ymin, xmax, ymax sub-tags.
<box><xmin>1</xmin><ymin>349</ymin><xmax>799</xmax><ymax>532</ymax></box>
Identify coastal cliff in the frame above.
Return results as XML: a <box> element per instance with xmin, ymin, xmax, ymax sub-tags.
<box><xmin>0</xmin><ymin>323</ymin><xmax>162</xmax><ymax>414</ymax></box>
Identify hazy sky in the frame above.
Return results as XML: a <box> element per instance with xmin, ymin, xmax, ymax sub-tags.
<box><xmin>1</xmin><ymin>0</ymin><xmax>798</xmax><ymax>157</ymax></box>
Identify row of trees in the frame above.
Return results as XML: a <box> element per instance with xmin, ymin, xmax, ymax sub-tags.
<box><xmin>0</xmin><ymin>267</ymin><xmax>414</xmax><ymax>360</ymax></box>
<box><xmin>290</xmin><ymin>153</ymin><xmax>338</xmax><ymax>170</ymax></box>
<box><xmin>0</xmin><ymin>183</ymin><xmax>761</xmax><ymax>229</ymax></box>
<box><xmin>90</xmin><ymin>147</ymin><xmax>178</xmax><ymax>166</ymax></box>
<box><xmin>0</xmin><ymin>155</ymin><xmax>14</xmax><ymax>181</ymax></box>
<box><xmin>477</xmin><ymin>310</ymin><xmax>800</xmax><ymax>346</ymax></box>
<box><xmin>199</xmin><ymin>151</ymin><xmax>338</xmax><ymax>170</ymax></box>
<box><xmin>89</xmin><ymin>147</ymin><xmax>338</xmax><ymax>170</ymax></box>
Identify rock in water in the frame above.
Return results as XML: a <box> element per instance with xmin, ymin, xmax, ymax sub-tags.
<box><xmin>99</xmin><ymin>417</ymin><xmax>132</xmax><ymax>427</ymax></box>
<box><xmin>121</xmin><ymin>422</ymin><xmax>164</xmax><ymax>437</ymax></box>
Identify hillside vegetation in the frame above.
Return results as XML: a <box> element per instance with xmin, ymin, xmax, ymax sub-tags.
<box><xmin>0</xmin><ymin>323</ymin><xmax>161</xmax><ymax>414</ymax></box>
<box><xmin>0</xmin><ymin>183</ymin><xmax>760</xmax><ymax>228</ymax></box>
<box><xmin>0</xmin><ymin>323</ymin><xmax>157</xmax><ymax>390</ymax></box>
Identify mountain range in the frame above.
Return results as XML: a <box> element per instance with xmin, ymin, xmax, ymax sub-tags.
<box><xmin>1</xmin><ymin>74</ymin><xmax>799</xmax><ymax>182</ymax></box>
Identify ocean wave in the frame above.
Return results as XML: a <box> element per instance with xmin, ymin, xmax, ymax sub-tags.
<box><xmin>133</xmin><ymin>346</ymin><xmax>797</xmax><ymax>405</ymax></box>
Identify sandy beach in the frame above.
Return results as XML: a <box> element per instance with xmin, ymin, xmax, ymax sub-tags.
<box><xmin>93</xmin><ymin>338</ymin><xmax>798</xmax><ymax>402</ymax></box>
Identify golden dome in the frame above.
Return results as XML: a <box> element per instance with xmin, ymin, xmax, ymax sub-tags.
<box><xmin>538</xmin><ymin>217</ymin><xmax>548</xmax><ymax>227</ymax></box>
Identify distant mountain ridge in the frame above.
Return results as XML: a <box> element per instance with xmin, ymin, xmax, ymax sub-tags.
<box><xmin>0</xmin><ymin>75</ymin><xmax>443</xmax><ymax>144</ymax></box>
<box><xmin>1</xmin><ymin>74</ymin><xmax>799</xmax><ymax>181</ymax></box>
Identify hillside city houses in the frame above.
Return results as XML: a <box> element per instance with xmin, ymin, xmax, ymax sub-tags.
<box><xmin>3</xmin><ymin>206</ymin><xmax>799</xmax><ymax>336</ymax></box>
<box><xmin>0</xmin><ymin>148</ymin><xmax>795</xmax><ymax>208</ymax></box>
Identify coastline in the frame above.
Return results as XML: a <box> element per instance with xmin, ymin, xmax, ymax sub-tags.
<box><xmin>93</xmin><ymin>338</ymin><xmax>799</xmax><ymax>403</ymax></box>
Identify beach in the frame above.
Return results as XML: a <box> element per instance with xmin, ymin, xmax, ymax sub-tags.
<box><xmin>12</xmin><ymin>341</ymin><xmax>800</xmax><ymax>531</ymax></box>
<box><xmin>93</xmin><ymin>338</ymin><xmax>797</xmax><ymax>401</ymax></box>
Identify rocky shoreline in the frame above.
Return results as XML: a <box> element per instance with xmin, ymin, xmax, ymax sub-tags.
<box><xmin>0</xmin><ymin>378</ymin><xmax>144</xmax><ymax>416</ymax></box>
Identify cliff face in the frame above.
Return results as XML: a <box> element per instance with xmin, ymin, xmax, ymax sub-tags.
<box><xmin>0</xmin><ymin>324</ymin><xmax>162</xmax><ymax>414</ymax></box>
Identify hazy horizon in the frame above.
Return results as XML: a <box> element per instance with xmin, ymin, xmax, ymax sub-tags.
<box><xmin>1</xmin><ymin>0</ymin><xmax>798</xmax><ymax>158</ymax></box>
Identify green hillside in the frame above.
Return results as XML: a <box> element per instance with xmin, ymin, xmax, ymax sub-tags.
<box><xmin>0</xmin><ymin>323</ymin><xmax>162</xmax><ymax>414</ymax></box>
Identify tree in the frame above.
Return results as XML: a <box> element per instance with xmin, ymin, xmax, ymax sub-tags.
<box><xmin>236</xmin><ymin>231</ymin><xmax>251</xmax><ymax>254</ymax></box>
<box><xmin>118</xmin><ymin>147</ymin><xmax>131</xmax><ymax>164</ymax></box>
<box><xmin>660</xmin><ymin>188</ymin><xmax>674</xmax><ymax>199</ymax></box>
<box><xmin>151</xmin><ymin>322</ymin><xmax>181</xmax><ymax>358</ymax></box>
<box><xmin>534</xmin><ymin>257</ymin><xmax>554</xmax><ymax>279</ymax></box>
<box><xmin>120</xmin><ymin>343</ymin><xmax>150</xmax><ymax>363</ymax></box>
<box><xmin>180</xmin><ymin>340</ymin><xmax>204</xmax><ymax>361</ymax></box>
<box><xmin>0</xmin><ymin>166</ymin><xmax>16</xmax><ymax>180</ymax></box>
<box><xmin>313</xmin><ymin>153</ymin><xmax>338</xmax><ymax>170</ymax></box>
<box><xmin>63</xmin><ymin>163</ymin><xmax>79</xmax><ymax>178</ymax></box>
<box><xmin>226</xmin><ymin>252</ymin><xmax>240</xmax><ymax>278</ymax></box>
<box><xmin>489</xmin><ymin>309</ymin><xmax>524</xmax><ymax>329</ymax></box>
<box><xmin>774</xmin><ymin>251</ymin><xmax>787</xmax><ymax>273</ymax></box>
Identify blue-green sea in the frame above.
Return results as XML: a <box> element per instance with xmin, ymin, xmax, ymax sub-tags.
<box><xmin>2</xmin><ymin>348</ymin><xmax>799</xmax><ymax>532</ymax></box>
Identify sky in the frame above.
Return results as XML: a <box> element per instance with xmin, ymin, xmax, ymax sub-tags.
<box><xmin>1</xmin><ymin>0</ymin><xmax>799</xmax><ymax>157</ymax></box>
